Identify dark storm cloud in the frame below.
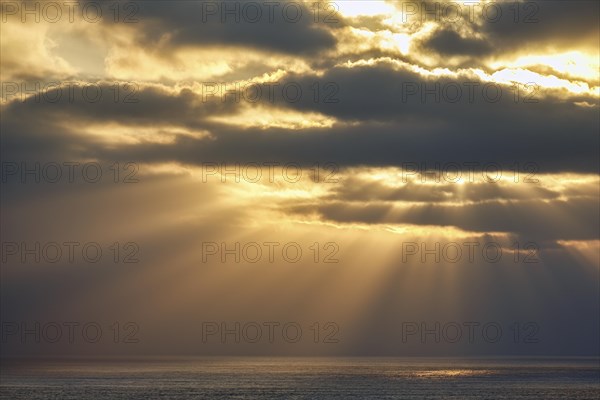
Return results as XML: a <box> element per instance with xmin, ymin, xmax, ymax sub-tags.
<box><xmin>93</xmin><ymin>0</ymin><xmax>337</xmax><ymax>55</ymax></box>
<box><xmin>273</xmin><ymin>64</ymin><xmax>598</xmax><ymax>121</ymax></box>
<box><xmin>2</xmin><ymin>60</ymin><xmax>599</xmax><ymax>174</ymax></box>
<box><xmin>480</xmin><ymin>0</ymin><xmax>600</xmax><ymax>53</ymax></box>
<box><xmin>0</xmin><ymin>83</ymin><xmax>225</xmax><ymax>162</ymax></box>
<box><xmin>402</xmin><ymin>1</ymin><xmax>599</xmax><ymax>59</ymax></box>
<box><xmin>423</xmin><ymin>28</ymin><xmax>491</xmax><ymax>56</ymax></box>
<box><xmin>1</xmin><ymin>83</ymin><xmax>236</xmax><ymax>128</ymax></box>
<box><xmin>251</xmin><ymin>64</ymin><xmax>599</xmax><ymax>173</ymax></box>
<box><xmin>5</xmin><ymin>116</ymin><xmax>597</xmax><ymax>177</ymax></box>
<box><xmin>286</xmin><ymin>196</ymin><xmax>600</xmax><ymax>242</ymax></box>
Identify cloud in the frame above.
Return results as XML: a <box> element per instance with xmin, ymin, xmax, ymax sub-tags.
<box><xmin>423</xmin><ymin>28</ymin><xmax>491</xmax><ymax>56</ymax></box>
<box><xmin>395</xmin><ymin>0</ymin><xmax>599</xmax><ymax>56</ymax></box>
<box><xmin>96</xmin><ymin>0</ymin><xmax>338</xmax><ymax>55</ymax></box>
<box><xmin>3</xmin><ymin>62</ymin><xmax>599</xmax><ymax>174</ymax></box>
<box><xmin>287</xmin><ymin>196</ymin><xmax>600</xmax><ymax>242</ymax></box>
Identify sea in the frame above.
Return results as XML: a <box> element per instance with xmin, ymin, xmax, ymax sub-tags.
<box><xmin>1</xmin><ymin>357</ymin><xmax>599</xmax><ymax>399</ymax></box>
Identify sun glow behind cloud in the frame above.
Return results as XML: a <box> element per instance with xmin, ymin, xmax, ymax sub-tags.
<box><xmin>207</xmin><ymin>107</ymin><xmax>338</xmax><ymax>129</ymax></box>
<box><xmin>491</xmin><ymin>52</ymin><xmax>600</xmax><ymax>83</ymax></box>
<box><xmin>334</xmin><ymin>0</ymin><xmax>397</xmax><ymax>18</ymax></box>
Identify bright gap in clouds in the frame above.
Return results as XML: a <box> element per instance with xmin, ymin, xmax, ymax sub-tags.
<box><xmin>490</xmin><ymin>52</ymin><xmax>600</xmax><ymax>84</ymax></box>
<box><xmin>334</xmin><ymin>0</ymin><xmax>396</xmax><ymax>17</ymax></box>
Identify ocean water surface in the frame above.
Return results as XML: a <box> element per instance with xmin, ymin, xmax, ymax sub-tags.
<box><xmin>1</xmin><ymin>357</ymin><xmax>599</xmax><ymax>399</ymax></box>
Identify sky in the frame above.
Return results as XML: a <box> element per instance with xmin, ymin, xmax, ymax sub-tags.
<box><xmin>0</xmin><ymin>0</ymin><xmax>599</xmax><ymax>357</ymax></box>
